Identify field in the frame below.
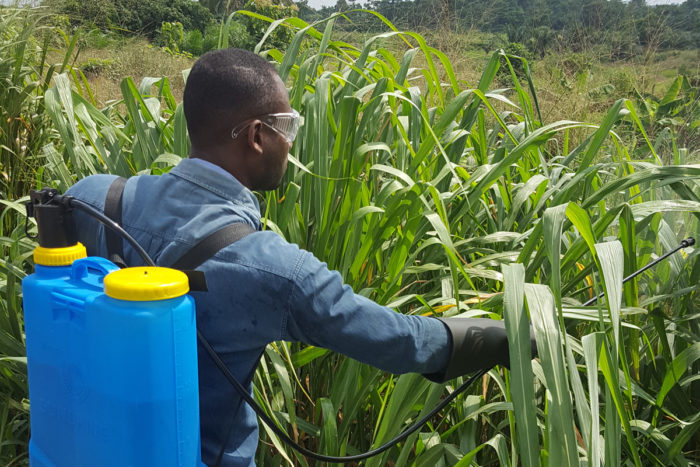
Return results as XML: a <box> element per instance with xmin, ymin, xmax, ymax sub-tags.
<box><xmin>1</xmin><ymin>6</ymin><xmax>699</xmax><ymax>466</ymax></box>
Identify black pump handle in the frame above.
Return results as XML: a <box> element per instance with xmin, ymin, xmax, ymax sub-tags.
<box><xmin>26</xmin><ymin>189</ymin><xmax>78</xmax><ymax>248</ymax></box>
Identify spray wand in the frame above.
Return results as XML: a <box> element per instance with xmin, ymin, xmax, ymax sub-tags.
<box><xmin>583</xmin><ymin>237</ymin><xmax>695</xmax><ymax>306</ymax></box>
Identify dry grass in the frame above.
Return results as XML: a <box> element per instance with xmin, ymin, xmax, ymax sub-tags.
<box><xmin>72</xmin><ymin>36</ymin><xmax>195</xmax><ymax>106</ymax></box>
<box><xmin>521</xmin><ymin>49</ymin><xmax>697</xmax><ymax>129</ymax></box>
<box><xmin>349</xmin><ymin>27</ymin><xmax>698</xmax><ymax>136</ymax></box>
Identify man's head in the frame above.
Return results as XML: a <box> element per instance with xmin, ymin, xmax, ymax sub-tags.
<box><xmin>183</xmin><ymin>48</ymin><xmax>295</xmax><ymax>191</ymax></box>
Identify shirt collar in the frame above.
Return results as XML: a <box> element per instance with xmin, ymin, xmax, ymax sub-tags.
<box><xmin>170</xmin><ymin>157</ymin><xmax>262</xmax><ymax>228</ymax></box>
<box><xmin>188</xmin><ymin>157</ymin><xmax>238</xmax><ymax>182</ymax></box>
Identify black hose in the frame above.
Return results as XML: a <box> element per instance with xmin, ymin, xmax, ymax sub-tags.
<box><xmin>58</xmin><ymin>195</ymin><xmax>156</xmax><ymax>267</ymax></box>
<box><xmin>198</xmin><ymin>329</ymin><xmax>486</xmax><ymax>463</ymax></box>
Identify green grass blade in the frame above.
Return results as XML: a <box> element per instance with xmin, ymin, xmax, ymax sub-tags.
<box><xmin>595</xmin><ymin>242</ymin><xmax>623</xmax><ymax>348</ymax></box>
<box><xmin>173</xmin><ymin>103</ymin><xmax>189</xmax><ymax>158</ymax></box>
<box><xmin>543</xmin><ymin>204</ymin><xmax>568</xmax><ymax>315</ymax></box>
<box><xmin>502</xmin><ymin>264</ymin><xmax>538</xmax><ymax>467</ymax></box>
<box><xmin>666</xmin><ymin>418</ymin><xmax>698</xmax><ymax>465</ymax></box>
<box><xmin>525</xmin><ymin>284</ymin><xmax>579</xmax><ymax>466</ymax></box>
<box><xmin>578</xmin><ymin>99</ymin><xmax>625</xmax><ymax>170</ymax></box>
<box><xmin>582</xmin><ymin>333</ymin><xmax>604</xmax><ymax>467</ymax></box>
<box><xmin>653</xmin><ymin>342</ymin><xmax>700</xmax><ymax>425</ymax></box>
<box><xmin>318</xmin><ymin>397</ymin><xmax>339</xmax><ymax>460</ymax></box>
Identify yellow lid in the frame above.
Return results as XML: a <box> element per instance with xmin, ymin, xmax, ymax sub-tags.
<box><xmin>104</xmin><ymin>267</ymin><xmax>189</xmax><ymax>301</ymax></box>
<box><xmin>33</xmin><ymin>243</ymin><xmax>87</xmax><ymax>266</ymax></box>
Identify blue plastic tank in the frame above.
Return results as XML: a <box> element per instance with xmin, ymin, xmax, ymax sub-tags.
<box><xmin>23</xmin><ymin>245</ymin><xmax>203</xmax><ymax>466</ymax></box>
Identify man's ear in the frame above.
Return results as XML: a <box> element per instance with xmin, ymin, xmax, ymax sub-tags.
<box><xmin>246</xmin><ymin>120</ymin><xmax>264</xmax><ymax>156</ymax></box>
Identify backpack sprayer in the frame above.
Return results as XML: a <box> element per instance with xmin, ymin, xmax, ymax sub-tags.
<box><xmin>22</xmin><ymin>187</ymin><xmax>695</xmax><ymax>466</ymax></box>
<box><xmin>23</xmin><ymin>189</ymin><xmax>203</xmax><ymax>467</ymax></box>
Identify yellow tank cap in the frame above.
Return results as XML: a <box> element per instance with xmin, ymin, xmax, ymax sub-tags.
<box><xmin>34</xmin><ymin>243</ymin><xmax>87</xmax><ymax>266</ymax></box>
<box><xmin>104</xmin><ymin>267</ymin><xmax>189</xmax><ymax>301</ymax></box>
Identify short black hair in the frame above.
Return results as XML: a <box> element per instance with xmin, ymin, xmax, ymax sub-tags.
<box><xmin>183</xmin><ymin>48</ymin><xmax>281</xmax><ymax>148</ymax></box>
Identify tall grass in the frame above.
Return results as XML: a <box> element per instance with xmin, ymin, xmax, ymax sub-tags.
<box><xmin>0</xmin><ymin>8</ymin><xmax>77</xmax><ymax>212</ymax></box>
<box><xmin>249</xmin><ymin>12</ymin><xmax>700</xmax><ymax>466</ymax></box>
<box><xmin>1</xmin><ymin>8</ymin><xmax>699</xmax><ymax>466</ymax></box>
<box><xmin>0</xmin><ymin>9</ymin><xmax>80</xmax><ymax>464</ymax></box>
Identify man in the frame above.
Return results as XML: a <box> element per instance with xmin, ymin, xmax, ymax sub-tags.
<box><xmin>67</xmin><ymin>48</ymin><xmax>527</xmax><ymax>466</ymax></box>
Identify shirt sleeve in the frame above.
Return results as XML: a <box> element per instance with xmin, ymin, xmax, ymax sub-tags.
<box><xmin>281</xmin><ymin>250</ymin><xmax>451</xmax><ymax>376</ymax></box>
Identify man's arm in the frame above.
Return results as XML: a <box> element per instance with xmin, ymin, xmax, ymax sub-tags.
<box><xmin>282</xmin><ymin>250</ymin><xmax>450</xmax><ymax>375</ymax></box>
<box><xmin>281</xmin><ymin>250</ymin><xmax>533</xmax><ymax>381</ymax></box>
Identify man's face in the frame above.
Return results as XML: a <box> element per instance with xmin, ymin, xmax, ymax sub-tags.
<box><xmin>253</xmin><ymin>77</ymin><xmax>293</xmax><ymax>191</ymax></box>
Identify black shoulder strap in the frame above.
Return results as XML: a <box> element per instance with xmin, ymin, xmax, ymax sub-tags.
<box><xmin>104</xmin><ymin>176</ymin><xmax>127</xmax><ymax>268</ymax></box>
<box><xmin>170</xmin><ymin>223</ymin><xmax>256</xmax><ymax>271</ymax></box>
<box><xmin>170</xmin><ymin>223</ymin><xmax>256</xmax><ymax>292</ymax></box>
<box><xmin>102</xmin><ymin>176</ymin><xmax>257</xmax><ymax>291</ymax></box>
<box><xmin>169</xmin><ymin>223</ymin><xmax>256</xmax><ymax>291</ymax></box>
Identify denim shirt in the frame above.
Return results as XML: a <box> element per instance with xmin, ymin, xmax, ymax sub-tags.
<box><xmin>66</xmin><ymin>157</ymin><xmax>450</xmax><ymax>466</ymax></box>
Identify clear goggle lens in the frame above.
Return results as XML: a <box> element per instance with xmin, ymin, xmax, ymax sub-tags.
<box><xmin>231</xmin><ymin>109</ymin><xmax>300</xmax><ymax>143</ymax></box>
<box><xmin>261</xmin><ymin>110</ymin><xmax>300</xmax><ymax>143</ymax></box>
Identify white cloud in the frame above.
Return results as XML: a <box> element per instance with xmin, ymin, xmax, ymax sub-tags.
<box><xmin>303</xmin><ymin>0</ymin><xmax>338</xmax><ymax>9</ymax></box>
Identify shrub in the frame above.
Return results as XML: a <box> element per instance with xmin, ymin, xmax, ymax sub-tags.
<box><xmin>47</xmin><ymin>0</ymin><xmax>215</xmax><ymax>38</ymax></box>
<box><xmin>49</xmin><ymin>0</ymin><xmax>117</xmax><ymax>30</ymax></box>
<box><xmin>495</xmin><ymin>41</ymin><xmax>531</xmax><ymax>82</ymax></box>
<box><xmin>201</xmin><ymin>21</ymin><xmax>254</xmax><ymax>55</ymax></box>
<box><xmin>78</xmin><ymin>57</ymin><xmax>119</xmax><ymax>77</ymax></box>
<box><xmin>79</xmin><ymin>27</ymin><xmax>116</xmax><ymax>49</ymax></box>
<box><xmin>183</xmin><ymin>29</ymin><xmax>204</xmax><ymax>56</ymax></box>
<box><xmin>157</xmin><ymin>21</ymin><xmax>184</xmax><ymax>50</ymax></box>
<box><xmin>609</xmin><ymin>69</ymin><xmax>637</xmax><ymax>96</ymax></box>
<box><xmin>227</xmin><ymin>19</ymin><xmax>255</xmax><ymax>50</ymax></box>
<box><xmin>116</xmin><ymin>0</ymin><xmax>214</xmax><ymax>37</ymax></box>
<box><xmin>237</xmin><ymin>0</ymin><xmax>298</xmax><ymax>51</ymax></box>
<box><xmin>559</xmin><ymin>51</ymin><xmax>593</xmax><ymax>77</ymax></box>
<box><xmin>201</xmin><ymin>23</ymin><xmax>221</xmax><ymax>53</ymax></box>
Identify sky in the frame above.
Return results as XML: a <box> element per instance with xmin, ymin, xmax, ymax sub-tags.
<box><xmin>302</xmin><ymin>0</ymin><xmax>685</xmax><ymax>13</ymax></box>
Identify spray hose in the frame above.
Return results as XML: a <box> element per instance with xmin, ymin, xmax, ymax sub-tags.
<box><xmin>25</xmin><ymin>189</ymin><xmax>696</xmax><ymax>463</ymax></box>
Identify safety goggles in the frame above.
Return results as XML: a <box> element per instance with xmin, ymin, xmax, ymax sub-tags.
<box><xmin>231</xmin><ymin>109</ymin><xmax>300</xmax><ymax>143</ymax></box>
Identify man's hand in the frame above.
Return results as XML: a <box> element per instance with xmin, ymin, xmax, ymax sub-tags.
<box><xmin>426</xmin><ymin>318</ymin><xmax>537</xmax><ymax>383</ymax></box>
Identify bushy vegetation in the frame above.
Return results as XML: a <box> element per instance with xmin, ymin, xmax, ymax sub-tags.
<box><xmin>45</xmin><ymin>0</ymin><xmax>300</xmax><ymax>56</ymax></box>
<box><xmin>306</xmin><ymin>0</ymin><xmax>700</xmax><ymax>63</ymax></box>
<box><xmin>45</xmin><ymin>0</ymin><xmax>214</xmax><ymax>37</ymax></box>
<box><xmin>1</xmin><ymin>6</ymin><xmax>699</xmax><ymax>467</ymax></box>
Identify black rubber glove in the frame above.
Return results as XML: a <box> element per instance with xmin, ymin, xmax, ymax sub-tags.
<box><xmin>424</xmin><ymin>318</ymin><xmax>537</xmax><ymax>383</ymax></box>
